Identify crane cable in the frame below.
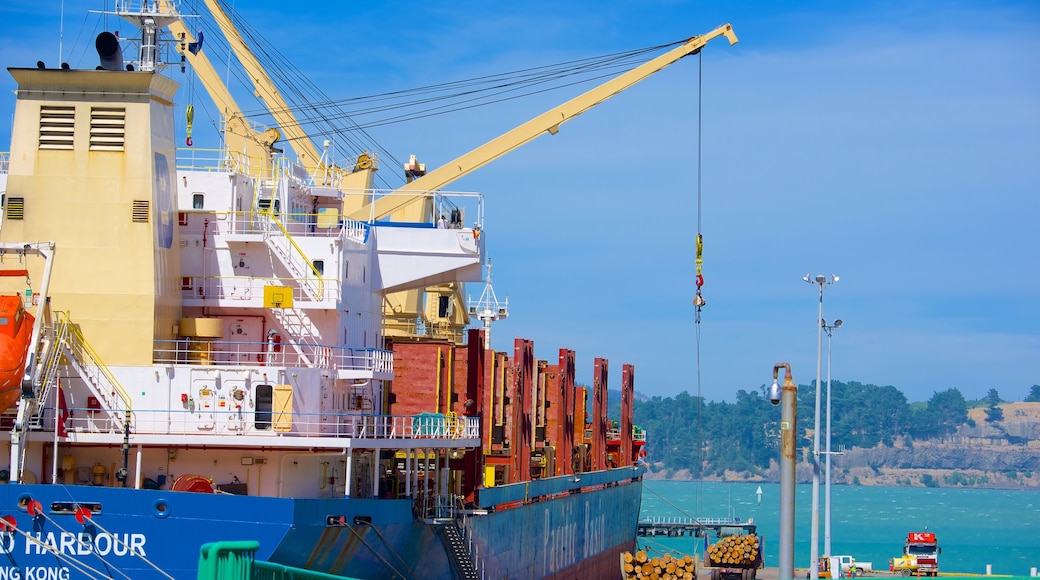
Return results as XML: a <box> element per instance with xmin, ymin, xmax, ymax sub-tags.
<box><xmin>693</xmin><ymin>49</ymin><xmax>706</xmax><ymax>522</ymax></box>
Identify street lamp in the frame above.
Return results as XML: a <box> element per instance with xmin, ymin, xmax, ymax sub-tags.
<box><xmin>803</xmin><ymin>273</ymin><xmax>838</xmax><ymax>579</ymax></box>
<box><xmin>770</xmin><ymin>363</ymin><xmax>798</xmax><ymax>580</ymax></box>
<box><xmin>823</xmin><ymin>318</ymin><xmax>842</xmax><ymax>559</ymax></box>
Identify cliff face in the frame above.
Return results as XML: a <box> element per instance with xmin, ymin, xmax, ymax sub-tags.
<box><xmin>838</xmin><ymin>442</ymin><xmax>1040</xmax><ymax>472</ymax></box>
<box><xmin>829</xmin><ymin>403</ymin><xmax>1040</xmax><ymax>488</ymax></box>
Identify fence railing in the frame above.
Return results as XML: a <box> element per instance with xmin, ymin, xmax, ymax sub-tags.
<box><xmin>56</xmin><ymin>407</ymin><xmax>480</xmax><ymax>441</ymax></box>
<box><xmin>152</xmin><ymin>339</ymin><xmax>392</xmax><ymax>374</ymax></box>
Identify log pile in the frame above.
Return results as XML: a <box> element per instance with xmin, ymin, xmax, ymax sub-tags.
<box><xmin>620</xmin><ymin>550</ymin><xmax>696</xmax><ymax>580</ymax></box>
<box><xmin>705</xmin><ymin>533</ymin><xmax>760</xmax><ymax>567</ymax></box>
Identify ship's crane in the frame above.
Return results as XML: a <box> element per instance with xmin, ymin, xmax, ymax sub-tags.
<box><xmin>163</xmin><ymin>4</ymin><xmax>736</xmax><ymax>344</ymax></box>
<box><xmin>346</xmin><ymin>24</ymin><xmax>738</xmax><ymax>341</ymax></box>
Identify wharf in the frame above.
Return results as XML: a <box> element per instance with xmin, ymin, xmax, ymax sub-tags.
<box><xmin>637</xmin><ymin>517</ymin><xmax>756</xmax><ymax>538</ymax></box>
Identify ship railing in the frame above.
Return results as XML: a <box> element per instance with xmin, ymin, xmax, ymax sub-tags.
<box><xmin>114</xmin><ymin>0</ymin><xmax>176</xmax><ymax>17</ymax></box>
<box><xmin>153</xmin><ymin>340</ymin><xmax>393</xmax><ymax>374</ymax></box>
<box><xmin>55</xmin><ymin>313</ymin><xmax>134</xmax><ymax>429</ymax></box>
<box><xmin>459</xmin><ymin>519</ymin><xmax>488</xmax><ymax>580</ymax></box>
<box><xmin>179</xmin><ymin>274</ymin><xmax>342</xmax><ymax>305</ymax></box>
<box><xmin>57</xmin><ymin>407</ymin><xmax>480</xmax><ymax>442</ymax></box>
<box><xmin>25</xmin><ymin>313</ymin><xmax>75</xmax><ymax>430</ymax></box>
<box><xmin>180</xmin><ymin>208</ymin><xmax>370</xmax><ymax>244</ymax></box>
<box><xmin>638</xmin><ymin>516</ymin><xmax>745</xmax><ymax>526</ymax></box>
<box><xmin>175</xmin><ymin>147</ymin><xmax>256</xmax><ymax>176</ymax></box>
<box><xmin>342</xmin><ymin>188</ymin><xmax>485</xmax><ymax>230</ymax></box>
<box><xmin>274</xmin><ymin>156</ymin><xmax>312</xmax><ymax>189</ymax></box>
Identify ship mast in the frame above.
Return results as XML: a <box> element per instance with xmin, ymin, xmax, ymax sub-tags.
<box><xmin>109</xmin><ymin>1</ymin><xmax>181</xmax><ymax>72</ymax></box>
<box><xmin>467</xmin><ymin>260</ymin><xmax>508</xmax><ymax>349</ymax></box>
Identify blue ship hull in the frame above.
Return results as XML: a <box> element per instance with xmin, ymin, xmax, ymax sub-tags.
<box><xmin>0</xmin><ymin>467</ymin><xmax>641</xmax><ymax>579</ymax></box>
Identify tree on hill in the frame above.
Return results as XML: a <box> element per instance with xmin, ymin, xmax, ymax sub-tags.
<box><xmin>984</xmin><ymin>388</ymin><xmax>1004</xmax><ymax>423</ymax></box>
<box><xmin>1026</xmin><ymin>385</ymin><xmax>1040</xmax><ymax>403</ymax></box>
<box><xmin>985</xmin><ymin>388</ymin><xmax>1002</xmax><ymax>407</ymax></box>
<box><xmin>901</xmin><ymin>388</ymin><xmax>966</xmax><ymax>439</ymax></box>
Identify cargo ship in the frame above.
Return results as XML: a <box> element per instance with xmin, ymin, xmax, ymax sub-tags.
<box><xmin>0</xmin><ymin>2</ymin><xmax>735</xmax><ymax>578</ymax></box>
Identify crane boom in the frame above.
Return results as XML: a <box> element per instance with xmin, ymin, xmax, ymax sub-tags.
<box><xmin>198</xmin><ymin>0</ymin><xmax>327</xmax><ymax>176</ymax></box>
<box><xmin>347</xmin><ymin>23</ymin><xmax>738</xmax><ymax>222</ymax></box>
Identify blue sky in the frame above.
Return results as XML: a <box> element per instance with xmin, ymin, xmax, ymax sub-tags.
<box><xmin>1</xmin><ymin>1</ymin><xmax>1037</xmax><ymax>404</ymax></box>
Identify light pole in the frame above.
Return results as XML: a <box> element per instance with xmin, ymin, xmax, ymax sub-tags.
<box><xmin>823</xmin><ymin>318</ymin><xmax>842</xmax><ymax>559</ymax></box>
<box><xmin>769</xmin><ymin>363</ymin><xmax>798</xmax><ymax>580</ymax></box>
<box><xmin>803</xmin><ymin>273</ymin><xmax>838</xmax><ymax>579</ymax></box>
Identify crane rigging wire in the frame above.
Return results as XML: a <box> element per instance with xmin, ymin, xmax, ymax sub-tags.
<box><xmin>639</xmin><ymin>52</ymin><xmax>710</xmax><ymax>556</ymax></box>
<box><xmin>694</xmin><ymin>47</ymin><xmax>706</xmax><ymax>526</ymax></box>
<box><xmin>195</xmin><ymin>0</ymin><xmax>696</xmax><ymax>190</ymax></box>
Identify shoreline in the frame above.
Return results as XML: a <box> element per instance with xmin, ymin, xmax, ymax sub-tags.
<box><xmin>745</xmin><ymin>569</ymin><xmax>1028</xmax><ymax>580</ymax></box>
<box><xmin>643</xmin><ymin>472</ymin><xmax>1040</xmax><ymax>491</ymax></box>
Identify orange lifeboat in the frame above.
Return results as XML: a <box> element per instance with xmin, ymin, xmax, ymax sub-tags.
<box><xmin>0</xmin><ymin>295</ymin><xmax>33</xmax><ymax>413</ymax></box>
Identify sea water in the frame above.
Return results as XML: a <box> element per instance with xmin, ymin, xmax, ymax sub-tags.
<box><xmin>639</xmin><ymin>481</ymin><xmax>1040</xmax><ymax>577</ymax></box>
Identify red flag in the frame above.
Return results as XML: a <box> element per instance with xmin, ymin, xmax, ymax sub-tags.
<box><xmin>56</xmin><ymin>382</ymin><xmax>69</xmax><ymax>438</ymax></box>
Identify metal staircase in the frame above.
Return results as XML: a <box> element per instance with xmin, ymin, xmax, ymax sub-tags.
<box><xmin>254</xmin><ymin>176</ymin><xmax>324</xmax><ymax>303</ymax></box>
<box><xmin>263</xmin><ymin>217</ymin><xmax>324</xmax><ymax>302</ymax></box>
<box><xmin>23</xmin><ymin>313</ymin><xmax>132</xmax><ymax>433</ymax></box>
<box><xmin>435</xmin><ymin>522</ymin><xmax>480</xmax><ymax>580</ymax></box>
<box><xmin>269</xmin><ymin>305</ymin><xmax>320</xmax><ymax>368</ymax></box>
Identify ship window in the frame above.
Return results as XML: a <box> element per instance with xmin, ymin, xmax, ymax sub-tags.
<box><xmin>312</xmin><ymin>260</ymin><xmax>324</xmax><ymax>276</ymax></box>
<box><xmin>5</xmin><ymin>198</ymin><xmax>24</xmax><ymax>220</ymax></box>
<box><xmin>255</xmin><ymin>384</ymin><xmax>273</xmax><ymax>430</ymax></box>
<box><xmin>193</xmin><ymin>194</ymin><xmax>204</xmax><ymax>209</ymax></box>
<box><xmin>438</xmin><ymin>296</ymin><xmax>451</xmax><ymax>318</ymax></box>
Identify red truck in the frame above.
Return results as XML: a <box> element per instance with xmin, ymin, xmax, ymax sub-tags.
<box><xmin>889</xmin><ymin>531</ymin><xmax>941</xmax><ymax>576</ymax></box>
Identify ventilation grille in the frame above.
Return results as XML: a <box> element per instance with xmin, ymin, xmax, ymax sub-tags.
<box><xmin>5</xmin><ymin>198</ymin><xmax>24</xmax><ymax>220</ymax></box>
<box><xmin>132</xmin><ymin>200</ymin><xmax>150</xmax><ymax>223</ymax></box>
<box><xmin>90</xmin><ymin>107</ymin><xmax>126</xmax><ymax>151</ymax></box>
<box><xmin>39</xmin><ymin>106</ymin><xmax>75</xmax><ymax>150</ymax></box>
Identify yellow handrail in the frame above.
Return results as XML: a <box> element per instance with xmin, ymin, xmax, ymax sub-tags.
<box><xmin>60</xmin><ymin>314</ymin><xmax>134</xmax><ymax>422</ymax></box>
<box><xmin>261</xmin><ymin>209</ymin><xmax>325</xmax><ymax>301</ymax></box>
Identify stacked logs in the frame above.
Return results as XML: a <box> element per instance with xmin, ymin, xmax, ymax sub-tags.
<box><xmin>621</xmin><ymin>551</ymin><xmax>696</xmax><ymax>580</ymax></box>
<box><xmin>705</xmin><ymin>533</ymin><xmax>760</xmax><ymax>567</ymax></box>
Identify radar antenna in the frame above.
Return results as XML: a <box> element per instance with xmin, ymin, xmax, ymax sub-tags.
<box><xmin>467</xmin><ymin>260</ymin><xmax>508</xmax><ymax>349</ymax></box>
